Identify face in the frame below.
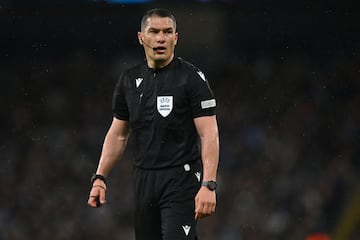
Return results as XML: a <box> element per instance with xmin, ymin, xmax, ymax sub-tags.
<box><xmin>138</xmin><ymin>16</ymin><xmax>178</xmax><ymax>69</ymax></box>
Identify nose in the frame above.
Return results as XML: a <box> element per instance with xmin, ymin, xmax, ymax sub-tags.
<box><xmin>156</xmin><ymin>31</ymin><xmax>166</xmax><ymax>42</ymax></box>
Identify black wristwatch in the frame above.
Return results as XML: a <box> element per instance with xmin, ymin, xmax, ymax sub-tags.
<box><xmin>201</xmin><ymin>180</ymin><xmax>217</xmax><ymax>191</ymax></box>
<box><xmin>91</xmin><ymin>173</ymin><xmax>107</xmax><ymax>185</ymax></box>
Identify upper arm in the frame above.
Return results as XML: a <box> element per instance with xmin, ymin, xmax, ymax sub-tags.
<box><xmin>113</xmin><ymin>72</ymin><xmax>130</xmax><ymax>121</ymax></box>
<box><xmin>186</xmin><ymin>68</ymin><xmax>216</xmax><ymax>118</ymax></box>
<box><xmin>108</xmin><ymin>117</ymin><xmax>130</xmax><ymax>140</ymax></box>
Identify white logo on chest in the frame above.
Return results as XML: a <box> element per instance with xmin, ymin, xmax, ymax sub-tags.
<box><xmin>182</xmin><ymin>225</ymin><xmax>191</xmax><ymax>236</ymax></box>
<box><xmin>135</xmin><ymin>77</ymin><xmax>143</xmax><ymax>88</ymax></box>
<box><xmin>157</xmin><ymin>96</ymin><xmax>173</xmax><ymax>117</ymax></box>
<box><xmin>195</xmin><ymin>172</ymin><xmax>201</xmax><ymax>182</ymax></box>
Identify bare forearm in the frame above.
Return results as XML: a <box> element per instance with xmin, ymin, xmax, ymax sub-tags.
<box><xmin>96</xmin><ymin>132</ymin><xmax>127</xmax><ymax>176</ymax></box>
<box><xmin>194</xmin><ymin>115</ymin><xmax>219</xmax><ymax>181</ymax></box>
<box><xmin>96</xmin><ymin>118</ymin><xmax>130</xmax><ymax>177</ymax></box>
<box><xmin>201</xmin><ymin>133</ymin><xmax>219</xmax><ymax>181</ymax></box>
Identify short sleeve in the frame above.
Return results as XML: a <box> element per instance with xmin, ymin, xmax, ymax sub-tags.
<box><xmin>186</xmin><ymin>68</ymin><xmax>216</xmax><ymax>118</ymax></box>
<box><xmin>112</xmin><ymin>72</ymin><xmax>130</xmax><ymax>120</ymax></box>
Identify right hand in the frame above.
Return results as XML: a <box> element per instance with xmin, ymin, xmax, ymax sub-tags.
<box><xmin>87</xmin><ymin>179</ymin><xmax>107</xmax><ymax>208</ymax></box>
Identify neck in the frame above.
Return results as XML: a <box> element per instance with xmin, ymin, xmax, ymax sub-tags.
<box><xmin>147</xmin><ymin>54</ymin><xmax>174</xmax><ymax>69</ymax></box>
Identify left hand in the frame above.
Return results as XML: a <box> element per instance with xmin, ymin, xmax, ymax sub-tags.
<box><xmin>195</xmin><ymin>186</ymin><xmax>216</xmax><ymax>219</ymax></box>
<box><xmin>87</xmin><ymin>179</ymin><xmax>107</xmax><ymax>208</ymax></box>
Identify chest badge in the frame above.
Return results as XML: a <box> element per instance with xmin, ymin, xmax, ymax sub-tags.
<box><xmin>157</xmin><ymin>96</ymin><xmax>173</xmax><ymax>117</ymax></box>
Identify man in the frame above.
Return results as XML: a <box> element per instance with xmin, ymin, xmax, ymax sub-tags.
<box><xmin>88</xmin><ymin>8</ymin><xmax>219</xmax><ymax>240</ymax></box>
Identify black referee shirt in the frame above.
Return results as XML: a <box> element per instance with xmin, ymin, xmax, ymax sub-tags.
<box><xmin>113</xmin><ymin>57</ymin><xmax>216</xmax><ymax>169</ymax></box>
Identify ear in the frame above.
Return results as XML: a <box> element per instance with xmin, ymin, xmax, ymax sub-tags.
<box><xmin>137</xmin><ymin>32</ymin><xmax>143</xmax><ymax>45</ymax></box>
<box><xmin>174</xmin><ymin>32</ymin><xmax>179</xmax><ymax>46</ymax></box>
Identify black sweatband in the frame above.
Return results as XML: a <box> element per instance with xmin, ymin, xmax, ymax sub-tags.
<box><xmin>91</xmin><ymin>173</ymin><xmax>107</xmax><ymax>185</ymax></box>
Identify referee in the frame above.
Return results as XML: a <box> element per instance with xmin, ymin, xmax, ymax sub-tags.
<box><xmin>88</xmin><ymin>8</ymin><xmax>219</xmax><ymax>240</ymax></box>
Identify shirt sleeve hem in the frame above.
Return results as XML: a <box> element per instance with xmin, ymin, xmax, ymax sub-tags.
<box><xmin>114</xmin><ymin>113</ymin><xmax>129</xmax><ymax>121</ymax></box>
<box><xmin>192</xmin><ymin>111</ymin><xmax>216</xmax><ymax>119</ymax></box>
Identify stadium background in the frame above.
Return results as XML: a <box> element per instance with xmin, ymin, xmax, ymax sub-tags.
<box><xmin>1</xmin><ymin>1</ymin><xmax>359</xmax><ymax>239</ymax></box>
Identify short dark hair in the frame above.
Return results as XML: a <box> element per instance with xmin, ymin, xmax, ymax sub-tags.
<box><xmin>140</xmin><ymin>8</ymin><xmax>177</xmax><ymax>32</ymax></box>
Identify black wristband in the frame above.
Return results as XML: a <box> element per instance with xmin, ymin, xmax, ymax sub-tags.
<box><xmin>91</xmin><ymin>173</ymin><xmax>107</xmax><ymax>185</ymax></box>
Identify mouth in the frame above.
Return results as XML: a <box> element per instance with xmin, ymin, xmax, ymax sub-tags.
<box><xmin>153</xmin><ymin>46</ymin><xmax>166</xmax><ymax>53</ymax></box>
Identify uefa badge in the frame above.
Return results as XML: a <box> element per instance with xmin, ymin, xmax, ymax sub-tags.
<box><xmin>157</xmin><ymin>96</ymin><xmax>173</xmax><ymax>117</ymax></box>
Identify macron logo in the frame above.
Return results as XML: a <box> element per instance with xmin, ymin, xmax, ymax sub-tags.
<box><xmin>195</xmin><ymin>172</ymin><xmax>201</xmax><ymax>182</ymax></box>
<box><xmin>182</xmin><ymin>225</ymin><xmax>191</xmax><ymax>236</ymax></box>
<box><xmin>135</xmin><ymin>77</ymin><xmax>143</xmax><ymax>88</ymax></box>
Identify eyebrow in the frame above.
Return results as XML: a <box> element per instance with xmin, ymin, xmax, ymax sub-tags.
<box><xmin>147</xmin><ymin>27</ymin><xmax>174</xmax><ymax>32</ymax></box>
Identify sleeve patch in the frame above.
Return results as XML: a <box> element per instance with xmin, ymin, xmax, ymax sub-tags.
<box><xmin>201</xmin><ymin>99</ymin><xmax>216</xmax><ymax>109</ymax></box>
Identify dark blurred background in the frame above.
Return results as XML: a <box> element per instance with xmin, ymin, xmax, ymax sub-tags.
<box><xmin>1</xmin><ymin>1</ymin><xmax>360</xmax><ymax>239</ymax></box>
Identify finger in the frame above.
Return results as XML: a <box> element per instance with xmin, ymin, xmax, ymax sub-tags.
<box><xmin>88</xmin><ymin>196</ymin><xmax>98</xmax><ymax>208</ymax></box>
<box><xmin>88</xmin><ymin>188</ymin><xmax>99</xmax><ymax>206</ymax></box>
<box><xmin>195</xmin><ymin>201</ymin><xmax>202</xmax><ymax>220</ymax></box>
<box><xmin>203</xmin><ymin>204</ymin><xmax>215</xmax><ymax>216</ymax></box>
<box><xmin>210</xmin><ymin>202</ymin><xmax>216</xmax><ymax>214</ymax></box>
<box><xmin>195</xmin><ymin>204</ymin><xmax>208</xmax><ymax>219</ymax></box>
<box><xmin>195</xmin><ymin>204</ymin><xmax>203</xmax><ymax>218</ymax></box>
<box><xmin>202</xmin><ymin>202</ymin><xmax>211</xmax><ymax>215</ymax></box>
<box><xmin>196</xmin><ymin>212</ymin><xmax>209</xmax><ymax>220</ymax></box>
<box><xmin>99</xmin><ymin>189</ymin><xmax>106</xmax><ymax>205</ymax></box>
<box><xmin>201</xmin><ymin>199</ymin><xmax>215</xmax><ymax>213</ymax></box>
<box><xmin>195</xmin><ymin>211</ymin><xmax>206</xmax><ymax>220</ymax></box>
<box><xmin>202</xmin><ymin>200</ymin><xmax>213</xmax><ymax>214</ymax></box>
<box><xmin>197</xmin><ymin>203</ymin><xmax>214</xmax><ymax>219</ymax></box>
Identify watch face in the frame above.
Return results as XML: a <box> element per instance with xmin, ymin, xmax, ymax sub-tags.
<box><xmin>208</xmin><ymin>181</ymin><xmax>217</xmax><ymax>190</ymax></box>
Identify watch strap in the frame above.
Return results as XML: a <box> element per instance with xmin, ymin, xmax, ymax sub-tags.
<box><xmin>202</xmin><ymin>180</ymin><xmax>217</xmax><ymax>191</ymax></box>
<box><xmin>91</xmin><ymin>173</ymin><xmax>107</xmax><ymax>185</ymax></box>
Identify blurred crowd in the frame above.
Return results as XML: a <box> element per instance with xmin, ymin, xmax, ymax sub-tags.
<box><xmin>1</xmin><ymin>3</ymin><xmax>360</xmax><ymax>240</ymax></box>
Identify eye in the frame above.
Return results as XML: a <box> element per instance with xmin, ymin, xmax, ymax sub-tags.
<box><xmin>148</xmin><ymin>28</ymin><xmax>159</xmax><ymax>34</ymax></box>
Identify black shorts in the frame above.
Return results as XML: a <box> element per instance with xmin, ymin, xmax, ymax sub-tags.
<box><xmin>134</xmin><ymin>160</ymin><xmax>202</xmax><ymax>240</ymax></box>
